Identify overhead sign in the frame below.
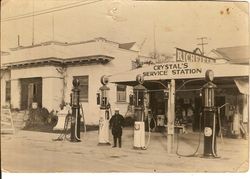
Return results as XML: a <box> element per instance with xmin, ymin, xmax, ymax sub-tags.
<box><xmin>176</xmin><ymin>48</ymin><xmax>216</xmax><ymax>63</ymax></box>
<box><xmin>109</xmin><ymin>62</ymin><xmax>249</xmax><ymax>83</ymax></box>
<box><xmin>142</xmin><ymin>62</ymin><xmax>202</xmax><ymax>77</ymax></box>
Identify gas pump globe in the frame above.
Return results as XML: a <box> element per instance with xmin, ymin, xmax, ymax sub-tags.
<box><xmin>202</xmin><ymin>70</ymin><xmax>218</xmax><ymax>158</ymax></box>
<box><xmin>98</xmin><ymin>75</ymin><xmax>111</xmax><ymax>145</ymax></box>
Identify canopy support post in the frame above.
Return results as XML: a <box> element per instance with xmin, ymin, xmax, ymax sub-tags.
<box><xmin>167</xmin><ymin>79</ymin><xmax>175</xmax><ymax>153</ymax></box>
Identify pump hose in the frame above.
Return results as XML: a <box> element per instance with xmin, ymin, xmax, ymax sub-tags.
<box><xmin>52</xmin><ymin>114</ymin><xmax>71</xmax><ymax>141</ymax></box>
<box><xmin>217</xmin><ymin>104</ymin><xmax>227</xmax><ymax>146</ymax></box>
<box><xmin>74</xmin><ymin>108</ymin><xmax>81</xmax><ymax>141</ymax></box>
<box><xmin>141</xmin><ymin>113</ymin><xmax>151</xmax><ymax>150</ymax></box>
<box><xmin>212</xmin><ymin>109</ymin><xmax>220</xmax><ymax>158</ymax></box>
<box><xmin>80</xmin><ymin>104</ymin><xmax>87</xmax><ymax>136</ymax></box>
<box><xmin>176</xmin><ymin>112</ymin><xmax>202</xmax><ymax>157</ymax></box>
<box><xmin>212</xmin><ymin>104</ymin><xmax>228</xmax><ymax>157</ymax></box>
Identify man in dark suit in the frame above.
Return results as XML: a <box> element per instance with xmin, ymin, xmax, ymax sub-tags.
<box><xmin>109</xmin><ymin>108</ymin><xmax>124</xmax><ymax>148</ymax></box>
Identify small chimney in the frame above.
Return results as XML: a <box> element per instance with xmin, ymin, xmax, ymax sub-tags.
<box><xmin>17</xmin><ymin>35</ymin><xmax>20</xmax><ymax>47</ymax></box>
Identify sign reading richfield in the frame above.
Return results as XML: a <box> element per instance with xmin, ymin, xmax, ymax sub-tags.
<box><xmin>142</xmin><ymin>62</ymin><xmax>202</xmax><ymax>77</ymax></box>
<box><xmin>176</xmin><ymin>48</ymin><xmax>216</xmax><ymax>63</ymax></box>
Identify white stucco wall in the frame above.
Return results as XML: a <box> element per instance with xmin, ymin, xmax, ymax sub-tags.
<box><xmin>65</xmin><ymin>46</ymin><xmax>138</xmax><ymax>125</ymax></box>
<box><xmin>10</xmin><ymin>66</ymin><xmax>63</xmax><ymax>110</ymax></box>
<box><xmin>42</xmin><ymin>77</ymin><xmax>63</xmax><ymax>112</ymax></box>
<box><xmin>11</xmin><ymin>66</ymin><xmax>62</xmax><ymax>79</ymax></box>
<box><xmin>1</xmin><ymin>70</ymin><xmax>11</xmax><ymax>107</ymax></box>
<box><xmin>10</xmin><ymin>79</ymin><xmax>21</xmax><ymax>109</ymax></box>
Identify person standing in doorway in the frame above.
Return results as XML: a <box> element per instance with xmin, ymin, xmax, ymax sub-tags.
<box><xmin>109</xmin><ymin>108</ymin><xmax>124</xmax><ymax>148</ymax></box>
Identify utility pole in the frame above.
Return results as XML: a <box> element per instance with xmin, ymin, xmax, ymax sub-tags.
<box><xmin>17</xmin><ymin>35</ymin><xmax>20</xmax><ymax>47</ymax></box>
<box><xmin>32</xmin><ymin>0</ymin><xmax>35</xmax><ymax>45</ymax></box>
<box><xmin>52</xmin><ymin>13</ymin><xmax>55</xmax><ymax>41</ymax></box>
<box><xmin>197</xmin><ymin>37</ymin><xmax>208</xmax><ymax>55</ymax></box>
<box><xmin>153</xmin><ymin>22</ymin><xmax>156</xmax><ymax>59</ymax></box>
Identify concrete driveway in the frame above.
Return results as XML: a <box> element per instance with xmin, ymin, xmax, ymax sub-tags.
<box><xmin>1</xmin><ymin>127</ymin><xmax>248</xmax><ymax>172</ymax></box>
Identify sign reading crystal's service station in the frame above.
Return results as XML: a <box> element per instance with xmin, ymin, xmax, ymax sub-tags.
<box><xmin>142</xmin><ymin>62</ymin><xmax>202</xmax><ymax>77</ymax></box>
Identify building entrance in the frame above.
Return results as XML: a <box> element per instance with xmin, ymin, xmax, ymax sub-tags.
<box><xmin>20</xmin><ymin>77</ymin><xmax>42</xmax><ymax>110</ymax></box>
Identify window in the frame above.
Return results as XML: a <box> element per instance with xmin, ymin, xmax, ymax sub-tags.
<box><xmin>73</xmin><ymin>76</ymin><xmax>89</xmax><ymax>102</ymax></box>
<box><xmin>5</xmin><ymin>81</ymin><xmax>11</xmax><ymax>102</ymax></box>
<box><xmin>117</xmin><ymin>85</ymin><xmax>126</xmax><ymax>102</ymax></box>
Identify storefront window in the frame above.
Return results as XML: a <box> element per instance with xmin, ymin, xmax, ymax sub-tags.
<box><xmin>73</xmin><ymin>76</ymin><xmax>88</xmax><ymax>102</ymax></box>
<box><xmin>117</xmin><ymin>85</ymin><xmax>126</xmax><ymax>102</ymax></box>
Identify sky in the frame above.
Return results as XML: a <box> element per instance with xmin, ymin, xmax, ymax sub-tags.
<box><xmin>1</xmin><ymin>0</ymin><xmax>249</xmax><ymax>57</ymax></box>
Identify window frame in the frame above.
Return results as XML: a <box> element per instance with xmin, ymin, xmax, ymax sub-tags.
<box><xmin>73</xmin><ymin>76</ymin><xmax>89</xmax><ymax>102</ymax></box>
<box><xmin>116</xmin><ymin>84</ymin><xmax>127</xmax><ymax>102</ymax></box>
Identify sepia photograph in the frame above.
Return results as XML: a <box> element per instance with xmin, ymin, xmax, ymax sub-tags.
<box><xmin>1</xmin><ymin>0</ymin><xmax>249</xmax><ymax>174</ymax></box>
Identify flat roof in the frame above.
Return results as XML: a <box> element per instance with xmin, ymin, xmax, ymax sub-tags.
<box><xmin>1</xmin><ymin>55</ymin><xmax>114</xmax><ymax>69</ymax></box>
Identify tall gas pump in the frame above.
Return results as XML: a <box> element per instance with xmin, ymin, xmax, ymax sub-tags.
<box><xmin>70</xmin><ymin>79</ymin><xmax>81</xmax><ymax>142</ymax></box>
<box><xmin>98</xmin><ymin>75</ymin><xmax>111</xmax><ymax>145</ymax></box>
<box><xmin>202</xmin><ymin>70</ymin><xmax>218</xmax><ymax>158</ymax></box>
<box><xmin>133</xmin><ymin>74</ymin><xmax>147</xmax><ymax>149</ymax></box>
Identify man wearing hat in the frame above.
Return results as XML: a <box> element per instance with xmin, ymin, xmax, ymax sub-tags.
<box><xmin>109</xmin><ymin>108</ymin><xmax>125</xmax><ymax>148</ymax></box>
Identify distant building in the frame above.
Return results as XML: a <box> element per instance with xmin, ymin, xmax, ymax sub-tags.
<box><xmin>1</xmin><ymin>37</ymin><xmax>150</xmax><ymax>125</ymax></box>
<box><xmin>210</xmin><ymin>45</ymin><xmax>249</xmax><ymax>64</ymax></box>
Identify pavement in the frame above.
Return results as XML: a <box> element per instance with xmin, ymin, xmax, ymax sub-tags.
<box><xmin>1</xmin><ymin>126</ymin><xmax>249</xmax><ymax>173</ymax></box>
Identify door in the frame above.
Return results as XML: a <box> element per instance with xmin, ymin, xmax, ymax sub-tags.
<box><xmin>20</xmin><ymin>78</ymin><xmax>42</xmax><ymax>110</ymax></box>
<box><xmin>28</xmin><ymin>83</ymin><xmax>36</xmax><ymax>109</ymax></box>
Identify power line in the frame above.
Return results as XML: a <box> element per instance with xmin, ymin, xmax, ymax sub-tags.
<box><xmin>2</xmin><ymin>0</ymin><xmax>88</xmax><ymax>20</ymax></box>
<box><xmin>1</xmin><ymin>0</ymin><xmax>103</xmax><ymax>22</ymax></box>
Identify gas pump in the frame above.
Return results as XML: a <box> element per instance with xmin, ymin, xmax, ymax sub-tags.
<box><xmin>133</xmin><ymin>74</ymin><xmax>147</xmax><ymax>149</ymax></box>
<box><xmin>202</xmin><ymin>70</ymin><xmax>218</xmax><ymax>158</ymax></box>
<box><xmin>70</xmin><ymin>79</ymin><xmax>81</xmax><ymax>142</ymax></box>
<box><xmin>98</xmin><ymin>75</ymin><xmax>111</xmax><ymax>145</ymax></box>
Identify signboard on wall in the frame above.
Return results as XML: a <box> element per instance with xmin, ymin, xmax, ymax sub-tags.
<box><xmin>142</xmin><ymin>62</ymin><xmax>202</xmax><ymax>77</ymax></box>
<box><xmin>1</xmin><ymin>108</ymin><xmax>15</xmax><ymax>134</ymax></box>
<box><xmin>176</xmin><ymin>48</ymin><xmax>216</xmax><ymax>63</ymax></box>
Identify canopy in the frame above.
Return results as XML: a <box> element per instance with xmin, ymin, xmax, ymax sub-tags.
<box><xmin>109</xmin><ymin>62</ymin><xmax>249</xmax><ymax>85</ymax></box>
<box><xmin>234</xmin><ymin>78</ymin><xmax>249</xmax><ymax>95</ymax></box>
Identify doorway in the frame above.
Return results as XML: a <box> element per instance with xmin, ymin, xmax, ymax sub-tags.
<box><xmin>20</xmin><ymin>78</ymin><xmax>42</xmax><ymax>110</ymax></box>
